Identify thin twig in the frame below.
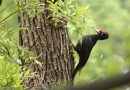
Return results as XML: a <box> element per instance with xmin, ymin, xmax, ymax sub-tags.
<box><xmin>0</xmin><ymin>10</ymin><xmax>18</xmax><ymax>24</ymax></box>
<box><xmin>0</xmin><ymin>4</ymin><xmax>66</xmax><ymax>24</ymax></box>
<box><xmin>0</xmin><ymin>2</ymin><xmax>14</xmax><ymax>14</ymax></box>
<box><xmin>0</xmin><ymin>42</ymin><xmax>22</xmax><ymax>66</ymax></box>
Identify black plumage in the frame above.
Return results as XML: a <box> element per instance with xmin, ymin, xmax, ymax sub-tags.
<box><xmin>72</xmin><ymin>27</ymin><xmax>109</xmax><ymax>80</ymax></box>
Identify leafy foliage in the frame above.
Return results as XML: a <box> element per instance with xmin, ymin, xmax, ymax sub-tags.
<box><xmin>0</xmin><ymin>27</ymin><xmax>23</xmax><ymax>89</ymax></box>
<box><xmin>0</xmin><ymin>1</ymin><xmax>39</xmax><ymax>89</ymax></box>
<box><xmin>48</xmin><ymin>0</ymin><xmax>93</xmax><ymax>39</ymax></box>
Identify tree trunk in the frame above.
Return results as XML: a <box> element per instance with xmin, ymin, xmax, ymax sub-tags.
<box><xmin>18</xmin><ymin>0</ymin><xmax>74</xmax><ymax>89</ymax></box>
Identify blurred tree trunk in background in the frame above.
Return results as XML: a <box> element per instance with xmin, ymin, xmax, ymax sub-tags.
<box><xmin>18</xmin><ymin>0</ymin><xmax>74</xmax><ymax>89</ymax></box>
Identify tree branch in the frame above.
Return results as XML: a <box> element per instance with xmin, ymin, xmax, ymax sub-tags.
<box><xmin>63</xmin><ymin>70</ymin><xmax>130</xmax><ymax>90</ymax></box>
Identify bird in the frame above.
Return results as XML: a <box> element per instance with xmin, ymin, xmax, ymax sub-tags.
<box><xmin>72</xmin><ymin>27</ymin><xmax>109</xmax><ymax>81</ymax></box>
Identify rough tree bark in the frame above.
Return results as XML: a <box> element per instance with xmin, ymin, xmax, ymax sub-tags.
<box><xmin>18</xmin><ymin>0</ymin><xmax>74</xmax><ymax>89</ymax></box>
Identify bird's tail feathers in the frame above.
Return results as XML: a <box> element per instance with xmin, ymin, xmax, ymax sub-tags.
<box><xmin>72</xmin><ymin>63</ymin><xmax>83</xmax><ymax>81</ymax></box>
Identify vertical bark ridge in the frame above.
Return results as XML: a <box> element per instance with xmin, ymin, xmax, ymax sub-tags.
<box><xmin>19</xmin><ymin>0</ymin><xmax>74</xmax><ymax>89</ymax></box>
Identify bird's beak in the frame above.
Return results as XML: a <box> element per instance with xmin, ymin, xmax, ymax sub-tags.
<box><xmin>92</xmin><ymin>27</ymin><xmax>100</xmax><ymax>34</ymax></box>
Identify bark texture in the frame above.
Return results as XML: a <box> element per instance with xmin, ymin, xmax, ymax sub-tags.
<box><xmin>19</xmin><ymin>0</ymin><xmax>74</xmax><ymax>89</ymax></box>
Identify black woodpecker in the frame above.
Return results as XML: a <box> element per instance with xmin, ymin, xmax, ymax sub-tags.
<box><xmin>72</xmin><ymin>27</ymin><xmax>109</xmax><ymax>80</ymax></box>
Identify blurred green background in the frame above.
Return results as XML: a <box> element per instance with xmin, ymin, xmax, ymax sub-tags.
<box><xmin>0</xmin><ymin>0</ymin><xmax>130</xmax><ymax>90</ymax></box>
<box><xmin>72</xmin><ymin>0</ymin><xmax>130</xmax><ymax>87</ymax></box>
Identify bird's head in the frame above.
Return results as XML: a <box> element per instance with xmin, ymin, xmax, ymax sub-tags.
<box><xmin>92</xmin><ymin>27</ymin><xmax>109</xmax><ymax>40</ymax></box>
